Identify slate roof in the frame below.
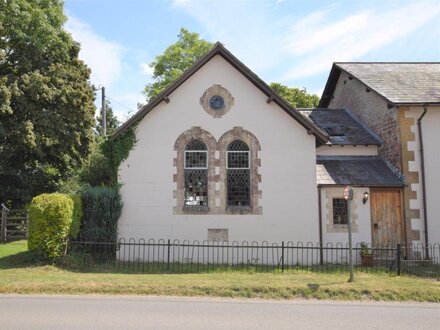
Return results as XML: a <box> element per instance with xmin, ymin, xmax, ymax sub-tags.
<box><xmin>111</xmin><ymin>42</ymin><xmax>327</xmax><ymax>144</ymax></box>
<box><xmin>299</xmin><ymin>108</ymin><xmax>382</xmax><ymax>145</ymax></box>
<box><xmin>320</xmin><ymin>62</ymin><xmax>440</xmax><ymax>107</ymax></box>
<box><xmin>316</xmin><ymin>156</ymin><xmax>405</xmax><ymax>187</ymax></box>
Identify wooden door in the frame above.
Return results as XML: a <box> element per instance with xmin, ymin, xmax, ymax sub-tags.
<box><xmin>370</xmin><ymin>189</ymin><xmax>404</xmax><ymax>246</ymax></box>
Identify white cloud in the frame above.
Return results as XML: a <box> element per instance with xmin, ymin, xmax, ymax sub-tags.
<box><xmin>172</xmin><ymin>0</ymin><xmax>284</xmax><ymax>73</ymax></box>
<box><xmin>282</xmin><ymin>1</ymin><xmax>440</xmax><ymax>80</ymax></box>
<box><xmin>140</xmin><ymin>63</ymin><xmax>154</xmax><ymax>77</ymax></box>
<box><xmin>66</xmin><ymin>15</ymin><xmax>124</xmax><ymax>87</ymax></box>
<box><xmin>173</xmin><ymin>0</ymin><xmax>440</xmax><ymax>84</ymax></box>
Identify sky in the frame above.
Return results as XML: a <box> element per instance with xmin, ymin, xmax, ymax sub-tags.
<box><xmin>64</xmin><ymin>0</ymin><xmax>440</xmax><ymax>121</ymax></box>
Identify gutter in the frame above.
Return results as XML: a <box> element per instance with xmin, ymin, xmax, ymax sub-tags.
<box><xmin>417</xmin><ymin>106</ymin><xmax>429</xmax><ymax>258</ymax></box>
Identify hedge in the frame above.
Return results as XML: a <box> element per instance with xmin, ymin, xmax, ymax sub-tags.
<box><xmin>28</xmin><ymin>193</ymin><xmax>74</xmax><ymax>259</ymax></box>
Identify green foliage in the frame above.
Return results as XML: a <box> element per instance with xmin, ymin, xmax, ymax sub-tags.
<box><xmin>96</xmin><ymin>100</ymin><xmax>120</xmax><ymax>136</ymax></box>
<box><xmin>80</xmin><ymin>128</ymin><xmax>136</xmax><ymax>187</ymax></box>
<box><xmin>69</xmin><ymin>195</ymin><xmax>83</xmax><ymax>239</ymax></box>
<box><xmin>102</xmin><ymin>128</ymin><xmax>136</xmax><ymax>182</ymax></box>
<box><xmin>79</xmin><ymin>145</ymin><xmax>114</xmax><ymax>187</ymax></box>
<box><xmin>0</xmin><ymin>0</ymin><xmax>96</xmax><ymax>206</ymax></box>
<box><xmin>79</xmin><ymin>186</ymin><xmax>122</xmax><ymax>242</ymax></box>
<box><xmin>360</xmin><ymin>242</ymin><xmax>373</xmax><ymax>256</ymax></box>
<box><xmin>270</xmin><ymin>83</ymin><xmax>320</xmax><ymax>108</ymax></box>
<box><xmin>57</xmin><ymin>171</ymin><xmax>83</xmax><ymax>196</ymax></box>
<box><xmin>143</xmin><ymin>28</ymin><xmax>213</xmax><ymax>101</ymax></box>
<box><xmin>28</xmin><ymin>193</ymin><xmax>74</xmax><ymax>259</ymax></box>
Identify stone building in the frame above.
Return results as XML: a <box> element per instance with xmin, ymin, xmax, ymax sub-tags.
<box><xmin>299</xmin><ymin>108</ymin><xmax>404</xmax><ymax>247</ymax></box>
<box><xmin>320</xmin><ymin>63</ymin><xmax>440</xmax><ymax>245</ymax></box>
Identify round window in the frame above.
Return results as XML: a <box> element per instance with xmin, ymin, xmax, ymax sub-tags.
<box><xmin>200</xmin><ymin>85</ymin><xmax>234</xmax><ymax>118</ymax></box>
<box><xmin>209</xmin><ymin>95</ymin><xmax>225</xmax><ymax>110</ymax></box>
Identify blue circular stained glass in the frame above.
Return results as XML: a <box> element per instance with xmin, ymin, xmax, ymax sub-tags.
<box><xmin>209</xmin><ymin>95</ymin><xmax>225</xmax><ymax>110</ymax></box>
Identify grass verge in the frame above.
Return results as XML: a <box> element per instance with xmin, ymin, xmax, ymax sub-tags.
<box><xmin>1</xmin><ymin>241</ymin><xmax>439</xmax><ymax>301</ymax></box>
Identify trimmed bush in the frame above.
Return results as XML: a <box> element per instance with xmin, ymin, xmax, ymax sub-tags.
<box><xmin>79</xmin><ymin>186</ymin><xmax>122</xmax><ymax>242</ymax></box>
<box><xmin>28</xmin><ymin>193</ymin><xmax>74</xmax><ymax>259</ymax></box>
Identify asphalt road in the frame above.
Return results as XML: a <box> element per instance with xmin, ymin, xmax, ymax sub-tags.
<box><xmin>0</xmin><ymin>295</ymin><xmax>439</xmax><ymax>329</ymax></box>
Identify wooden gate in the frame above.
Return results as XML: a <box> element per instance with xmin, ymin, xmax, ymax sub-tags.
<box><xmin>370</xmin><ymin>189</ymin><xmax>404</xmax><ymax>246</ymax></box>
<box><xmin>1</xmin><ymin>204</ymin><xmax>28</xmax><ymax>243</ymax></box>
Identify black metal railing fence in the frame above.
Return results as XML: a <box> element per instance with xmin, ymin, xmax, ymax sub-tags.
<box><xmin>68</xmin><ymin>238</ymin><xmax>440</xmax><ymax>277</ymax></box>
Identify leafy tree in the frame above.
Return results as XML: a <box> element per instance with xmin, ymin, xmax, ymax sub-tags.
<box><xmin>96</xmin><ymin>100</ymin><xmax>120</xmax><ymax>136</ymax></box>
<box><xmin>143</xmin><ymin>28</ymin><xmax>213</xmax><ymax>101</ymax></box>
<box><xmin>270</xmin><ymin>83</ymin><xmax>320</xmax><ymax>108</ymax></box>
<box><xmin>0</xmin><ymin>0</ymin><xmax>96</xmax><ymax>206</ymax></box>
<box><xmin>142</xmin><ymin>28</ymin><xmax>319</xmax><ymax>109</ymax></box>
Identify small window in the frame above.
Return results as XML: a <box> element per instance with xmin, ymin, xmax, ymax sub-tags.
<box><xmin>325</xmin><ymin>126</ymin><xmax>345</xmax><ymax>136</ymax></box>
<box><xmin>184</xmin><ymin>140</ymin><xmax>208</xmax><ymax>206</ymax></box>
<box><xmin>227</xmin><ymin>140</ymin><xmax>250</xmax><ymax>207</ymax></box>
<box><xmin>333</xmin><ymin>198</ymin><xmax>348</xmax><ymax>225</ymax></box>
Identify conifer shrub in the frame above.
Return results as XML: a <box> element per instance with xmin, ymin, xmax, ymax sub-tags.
<box><xmin>79</xmin><ymin>186</ymin><xmax>122</xmax><ymax>242</ymax></box>
<box><xmin>69</xmin><ymin>195</ymin><xmax>83</xmax><ymax>239</ymax></box>
<box><xmin>28</xmin><ymin>193</ymin><xmax>74</xmax><ymax>259</ymax></box>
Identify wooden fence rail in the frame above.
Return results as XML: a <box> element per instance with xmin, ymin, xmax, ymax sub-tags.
<box><xmin>1</xmin><ymin>204</ymin><xmax>28</xmax><ymax>243</ymax></box>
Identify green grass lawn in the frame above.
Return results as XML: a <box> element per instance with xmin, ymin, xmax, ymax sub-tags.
<box><xmin>1</xmin><ymin>240</ymin><xmax>439</xmax><ymax>301</ymax></box>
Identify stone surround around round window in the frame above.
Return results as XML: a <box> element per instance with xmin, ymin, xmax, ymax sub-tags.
<box><xmin>200</xmin><ymin>84</ymin><xmax>234</xmax><ymax>118</ymax></box>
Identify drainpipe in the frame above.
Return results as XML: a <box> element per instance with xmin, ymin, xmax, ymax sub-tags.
<box><xmin>417</xmin><ymin>106</ymin><xmax>429</xmax><ymax>258</ymax></box>
<box><xmin>317</xmin><ymin>186</ymin><xmax>323</xmax><ymax>265</ymax></box>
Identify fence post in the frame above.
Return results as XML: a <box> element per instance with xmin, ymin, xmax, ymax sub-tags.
<box><xmin>167</xmin><ymin>239</ymin><xmax>171</xmax><ymax>271</ymax></box>
<box><xmin>1</xmin><ymin>205</ymin><xmax>7</xmax><ymax>243</ymax></box>
<box><xmin>396</xmin><ymin>243</ymin><xmax>401</xmax><ymax>276</ymax></box>
<box><xmin>281</xmin><ymin>241</ymin><xmax>285</xmax><ymax>272</ymax></box>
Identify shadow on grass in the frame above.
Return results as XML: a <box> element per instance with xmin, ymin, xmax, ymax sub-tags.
<box><xmin>0</xmin><ymin>250</ymin><xmax>49</xmax><ymax>269</ymax></box>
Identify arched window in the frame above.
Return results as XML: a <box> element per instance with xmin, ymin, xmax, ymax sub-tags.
<box><xmin>184</xmin><ymin>139</ymin><xmax>208</xmax><ymax>206</ymax></box>
<box><xmin>227</xmin><ymin>140</ymin><xmax>250</xmax><ymax>207</ymax></box>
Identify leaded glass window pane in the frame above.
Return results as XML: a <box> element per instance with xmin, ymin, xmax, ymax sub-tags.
<box><xmin>184</xmin><ymin>140</ymin><xmax>208</xmax><ymax>207</ymax></box>
<box><xmin>227</xmin><ymin>169</ymin><xmax>250</xmax><ymax>206</ymax></box>
<box><xmin>227</xmin><ymin>152</ymin><xmax>249</xmax><ymax>168</ymax></box>
<box><xmin>185</xmin><ymin>139</ymin><xmax>207</xmax><ymax>151</ymax></box>
<box><xmin>333</xmin><ymin>198</ymin><xmax>348</xmax><ymax>224</ymax></box>
<box><xmin>227</xmin><ymin>140</ymin><xmax>249</xmax><ymax>151</ymax></box>
<box><xmin>185</xmin><ymin>151</ymin><xmax>207</xmax><ymax>168</ymax></box>
<box><xmin>184</xmin><ymin>169</ymin><xmax>208</xmax><ymax>206</ymax></box>
<box><xmin>226</xmin><ymin>140</ymin><xmax>250</xmax><ymax>207</ymax></box>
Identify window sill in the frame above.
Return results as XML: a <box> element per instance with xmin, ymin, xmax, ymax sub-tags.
<box><xmin>182</xmin><ymin>205</ymin><xmax>209</xmax><ymax>214</ymax></box>
<box><xmin>226</xmin><ymin>206</ymin><xmax>253</xmax><ymax>215</ymax></box>
<box><xmin>327</xmin><ymin>224</ymin><xmax>358</xmax><ymax>233</ymax></box>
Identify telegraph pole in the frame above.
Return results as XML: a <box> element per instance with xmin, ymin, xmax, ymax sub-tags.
<box><xmin>101</xmin><ymin>86</ymin><xmax>107</xmax><ymax>136</ymax></box>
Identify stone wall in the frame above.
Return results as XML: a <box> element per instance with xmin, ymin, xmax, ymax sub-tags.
<box><xmin>327</xmin><ymin>70</ymin><xmax>427</xmax><ymax>243</ymax></box>
<box><xmin>398</xmin><ymin>108</ymin><xmax>421</xmax><ymax>243</ymax></box>
<box><xmin>328</xmin><ymin>71</ymin><xmax>402</xmax><ymax>172</ymax></box>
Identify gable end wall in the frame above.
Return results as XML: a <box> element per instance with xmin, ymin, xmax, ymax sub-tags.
<box><xmin>328</xmin><ymin>71</ymin><xmax>401</xmax><ymax>172</ymax></box>
<box><xmin>117</xmin><ymin>55</ymin><xmax>319</xmax><ymax>243</ymax></box>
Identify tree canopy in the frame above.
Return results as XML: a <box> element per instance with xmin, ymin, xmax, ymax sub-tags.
<box><xmin>270</xmin><ymin>83</ymin><xmax>320</xmax><ymax>108</ymax></box>
<box><xmin>143</xmin><ymin>28</ymin><xmax>213</xmax><ymax>101</ymax></box>
<box><xmin>0</xmin><ymin>0</ymin><xmax>96</xmax><ymax>206</ymax></box>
